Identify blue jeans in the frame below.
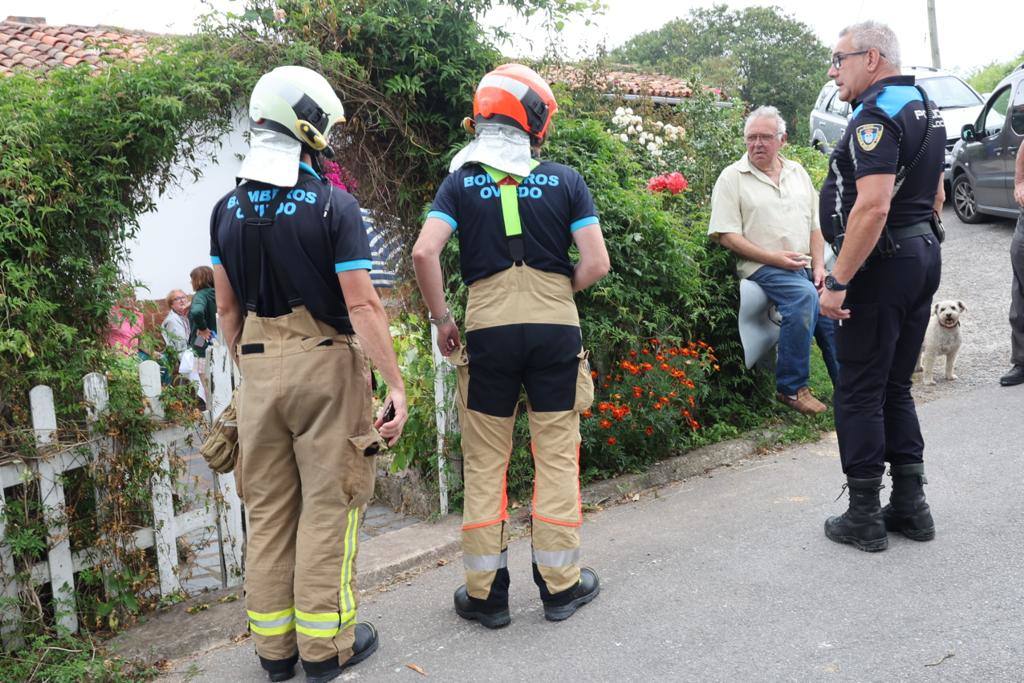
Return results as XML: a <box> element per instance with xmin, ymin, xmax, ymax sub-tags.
<box><xmin>748</xmin><ymin>266</ymin><xmax>839</xmax><ymax>394</ymax></box>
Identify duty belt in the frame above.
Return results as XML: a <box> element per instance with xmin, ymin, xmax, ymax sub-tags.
<box><xmin>875</xmin><ymin>220</ymin><xmax>934</xmax><ymax>258</ymax></box>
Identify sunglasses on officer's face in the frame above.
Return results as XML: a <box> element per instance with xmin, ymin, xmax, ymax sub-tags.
<box><xmin>830</xmin><ymin>49</ymin><xmax>886</xmax><ymax>69</ymax></box>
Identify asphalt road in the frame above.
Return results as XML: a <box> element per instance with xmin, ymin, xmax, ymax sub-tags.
<box><xmin>165</xmin><ymin>207</ymin><xmax>1024</xmax><ymax>682</ymax></box>
<box><xmin>168</xmin><ymin>388</ymin><xmax>1023</xmax><ymax>682</ymax></box>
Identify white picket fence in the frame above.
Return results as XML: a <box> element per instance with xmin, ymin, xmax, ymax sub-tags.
<box><xmin>0</xmin><ymin>345</ymin><xmax>243</xmax><ymax>641</ymax></box>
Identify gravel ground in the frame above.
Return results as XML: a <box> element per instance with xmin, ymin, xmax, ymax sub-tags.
<box><xmin>910</xmin><ymin>204</ymin><xmax>1020</xmax><ymax>403</ymax></box>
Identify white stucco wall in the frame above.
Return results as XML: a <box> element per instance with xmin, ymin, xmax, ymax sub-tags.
<box><xmin>125</xmin><ymin>120</ymin><xmax>247</xmax><ymax>300</ymax></box>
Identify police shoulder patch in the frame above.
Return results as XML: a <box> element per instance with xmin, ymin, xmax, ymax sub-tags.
<box><xmin>856</xmin><ymin>123</ymin><xmax>884</xmax><ymax>151</ymax></box>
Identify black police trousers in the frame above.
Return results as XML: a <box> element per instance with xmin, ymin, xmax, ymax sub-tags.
<box><xmin>834</xmin><ymin>233</ymin><xmax>941</xmax><ymax>479</ymax></box>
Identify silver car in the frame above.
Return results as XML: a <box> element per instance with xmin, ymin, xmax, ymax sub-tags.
<box><xmin>809</xmin><ymin>66</ymin><xmax>984</xmax><ymax>179</ymax></box>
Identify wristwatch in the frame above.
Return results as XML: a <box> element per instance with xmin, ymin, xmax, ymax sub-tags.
<box><xmin>429</xmin><ymin>309</ymin><xmax>453</xmax><ymax>326</ymax></box>
<box><xmin>824</xmin><ymin>274</ymin><xmax>848</xmax><ymax>292</ymax></box>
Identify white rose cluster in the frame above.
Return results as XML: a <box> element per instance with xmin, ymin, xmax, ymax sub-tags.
<box><xmin>609</xmin><ymin>107</ymin><xmax>686</xmax><ymax>161</ymax></box>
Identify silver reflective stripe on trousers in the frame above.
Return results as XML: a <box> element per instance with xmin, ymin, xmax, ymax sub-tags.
<box><xmin>463</xmin><ymin>548</ymin><xmax>509</xmax><ymax>572</ymax></box>
<box><xmin>532</xmin><ymin>547</ymin><xmax>581</xmax><ymax>568</ymax></box>
<box><xmin>295</xmin><ymin>615</ymin><xmax>340</xmax><ymax>631</ymax></box>
<box><xmin>251</xmin><ymin>614</ymin><xmax>294</xmax><ymax>630</ymax></box>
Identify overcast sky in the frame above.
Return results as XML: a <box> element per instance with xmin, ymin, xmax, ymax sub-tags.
<box><xmin>6</xmin><ymin>0</ymin><xmax>1021</xmax><ymax>78</ymax></box>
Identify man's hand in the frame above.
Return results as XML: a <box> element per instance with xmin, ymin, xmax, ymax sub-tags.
<box><xmin>819</xmin><ymin>288</ymin><xmax>850</xmax><ymax>320</ymax></box>
<box><xmin>374</xmin><ymin>390</ymin><xmax>408</xmax><ymax>446</ymax></box>
<box><xmin>198</xmin><ymin>328</ymin><xmax>212</xmax><ymax>341</ymax></box>
<box><xmin>772</xmin><ymin>251</ymin><xmax>811</xmax><ymax>271</ymax></box>
<box><xmin>812</xmin><ymin>264</ymin><xmax>826</xmax><ymax>291</ymax></box>
<box><xmin>1015</xmin><ymin>181</ymin><xmax>1024</xmax><ymax>208</ymax></box>
<box><xmin>436</xmin><ymin>320</ymin><xmax>461</xmax><ymax>357</ymax></box>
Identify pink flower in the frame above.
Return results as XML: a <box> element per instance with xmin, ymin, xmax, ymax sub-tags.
<box><xmin>647</xmin><ymin>171</ymin><xmax>688</xmax><ymax>195</ymax></box>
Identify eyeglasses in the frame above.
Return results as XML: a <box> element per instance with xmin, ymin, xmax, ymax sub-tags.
<box><xmin>172</xmin><ymin>296</ymin><xmax>188</xmax><ymax>302</ymax></box>
<box><xmin>745</xmin><ymin>133</ymin><xmax>781</xmax><ymax>144</ymax></box>
<box><xmin>830</xmin><ymin>49</ymin><xmax>884</xmax><ymax>69</ymax></box>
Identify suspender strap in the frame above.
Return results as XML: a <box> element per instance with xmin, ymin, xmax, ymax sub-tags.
<box><xmin>481</xmin><ymin>160</ymin><xmax>540</xmax><ymax>265</ymax></box>
<box><xmin>235</xmin><ymin>186</ymin><xmax>303</xmax><ymax>312</ymax></box>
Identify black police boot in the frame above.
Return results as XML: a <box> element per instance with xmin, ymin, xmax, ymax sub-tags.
<box><xmin>882</xmin><ymin>463</ymin><xmax>935</xmax><ymax>541</ymax></box>
<box><xmin>824</xmin><ymin>477</ymin><xmax>888</xmax><ymax>552</ymax></box>
<box><xmin>259</xmin><ymin>653</ymin><xmax>297</xmax><ymax>682</ymax></box>
<box><xmin>539</xmin><ymin>567</ymin><xmax>600</xmax><ymax>621</ymax></box>
<box><xmin>1000</xmin><ymin>364</ymin><xmax>1024</xmax><ymax>386</ymax></box>
<box><xmin>301</xmin><ymin>622</ymin><xmax>379</xmax><ymax>683</ymax></box>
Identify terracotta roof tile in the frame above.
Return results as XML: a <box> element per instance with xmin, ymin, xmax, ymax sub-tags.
<box><xmin>1</xmin><ymin>18</ymin><xmax>155</xmax><ymax>77</ymax></box>
<box><xmin>545</xmin><ymin>65</ymin><xmax>711</xmax><ymax>101</ymax></box>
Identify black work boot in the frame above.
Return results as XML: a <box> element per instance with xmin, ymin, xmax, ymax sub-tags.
<box><xmin>453</xmin><ymin>585</ymin><xmax>511</xmax><ymax>629</ymax></box>
<box><xmin>1000</xmin><ymin>364</ymin><xmax>1024</xmax><ymax>386</ymax></box>
<box><xmin>539</xmin><ymin>567</ymin><xmax>600</xmax><ymax>621</ymax></box>
<box><xmin>882</xmin><ymin>463</ymin><xmax>935</xmax><ymax>541</ymax></box>
<box><xmin>824</xmin><ymin>476</ymin><xmax>888</xmax><ymax>552</ymax></box>
<box><xmin>454</xmin><ymin>565</ymin><xmax>511</xmax><ymax>629</ymax></box>
<box><xmin>259</xmin><ymin>653</ymin><xmax>297</xmax><ymax>682</ymax></box>
<box><xmin>301</xmin><ymin>622</ymin><xmax>379</xmax><ymax>683</ymax></box>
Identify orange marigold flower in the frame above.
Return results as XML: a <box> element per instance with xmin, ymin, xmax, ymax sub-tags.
<box><xmin>653</xmin><ymin>402</ymin><xmax>664</xmax><ymax>410</ymax></box>
<box><xmin>607</xmin><ymin>437</ymin><xmax>617</xmax><ymax>446</ymax></box>
<box><xmin>644</xmin><ymin>426</ymin><xmax>654</xmax><ymax>437</ymax></box>
<box><xmin>669</xmin><ymin>391</ymin><xmax>678</xmax><ymax>398</ymax></box>
<box><xmin>591</xmin><ymin>370</ymin><xmax>598</xmax><ymax>379</ymax></box>
<box><xmin>599</xmin><ymin>418</ymin><xmax>613</xmax><ymax>429</ymax></box>
<box><xmin>632</xmin><ymin>386</ymin><xmax>644</xmax><ymax>398</ymax></box>
<box><xmin>668</xmin><ymin>348</ymin><xmax>678</xmax><ymax>356</ymax></box>
<box><xmin>650</xmin><ymin>338</ymin><xmax>660</xmax><ymax>346</ymax></box>
<box><xmin>660</xmin><ymin>363</ymin><xmax>670</xmax><ymax>371</ymax></box>
<box><xmin>582</xmin><ymin>409</ymin><xmax>593</xmax><ymax>418</ymax></box>
<box><xmin>613</xmin><ymin>393</ymin><xmax>622</xmax><ymax>400</ymax></box>
<box><xmin>713</xmin><ymin>364</ymin><xmax>720</xmax><ymax>371</ymax></box>
<box><xmin>629</xmin><ymin>350</ymin><xmax>638</xmax><ymax>358</ymax></box>
<box><xmin>655</xmin><ymin>354</ymin><xmax>665</xmax><ymax>361</ymax></box>
<box><xmin>640</xmin><ymin>363</ymin><xmax>653</xmax><ymax>371</ymax></box>
<box><xmin>688</xmin><ymin>395</ymin><xmax>695</xmax><ymax>407</ymax></box>
<box><xmin>598</xmin><ymin>401</ymin><xmax>613</xmax><ymax>412</ymax></box>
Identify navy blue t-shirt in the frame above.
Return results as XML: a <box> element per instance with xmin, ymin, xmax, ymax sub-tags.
<box><xmin>820</xmin><ymin>75</ymin><xmax>946</xmax><ymax>239</ymax></box>
<box><xmin>429</xmin><ymin>161</ymin><xmax>599</xmax><ymax>285</ymax></box>
<box><xmin>210</xmin><ymin>164</ymin><xmax>371</xmax><ymax>335</ymax></box>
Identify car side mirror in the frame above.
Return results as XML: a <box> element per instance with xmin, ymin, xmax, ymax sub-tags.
<box><xmin>961</xmin><ymin>124</ymin><xmax>976</xmax><ymax>142</ymax></box>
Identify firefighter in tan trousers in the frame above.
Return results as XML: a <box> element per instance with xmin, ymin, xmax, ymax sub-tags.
<box><xmin>210</xmin><ymin>66</ymin><xmax>407</xmax><ymax>682</ymax></box>
<box><xmin>413</xmin><ymin>64</ymin><xmax>611</xmax><ymax>628</ymax></box>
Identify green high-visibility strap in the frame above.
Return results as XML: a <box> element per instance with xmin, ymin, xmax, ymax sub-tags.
<box><xmin>481</xmin><ymin>160</ymin><xmax>540</xmax><ymax>238</ymax></box>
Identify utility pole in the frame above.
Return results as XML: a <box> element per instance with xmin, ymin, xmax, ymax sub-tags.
<box><xmin>926</xmin><ymin>0</ymin><xmax>941</xmax><ymax>69</ymax></box>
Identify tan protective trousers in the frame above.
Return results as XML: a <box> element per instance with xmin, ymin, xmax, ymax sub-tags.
<box><xmin>454</xmin><ymin>266</ymin><xmax>595</xmax><ymax>601</ymax></box>
<box><xmin>236</xmin><ymin>307</ymin><xmax>379</xmax><ymax>665</ymax></box>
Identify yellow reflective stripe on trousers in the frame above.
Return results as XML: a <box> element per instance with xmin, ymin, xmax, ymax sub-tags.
<box><xmin>295</xmin><ymin>608</ymin><xmax>340</xmax><ymax>638</ymax></box>
<box><xmin>247</xmin><ymin>607</ymin><xmax>295</xmax><ymax>636</ymax></box>
<box><xmin>339</xmin><ymin>507</ymin><xmax>359</xmax><ymax>628</ymax></box>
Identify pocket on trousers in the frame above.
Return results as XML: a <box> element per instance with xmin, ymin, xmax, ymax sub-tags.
<box><xmin>342</xmin><ymin>430</ymin><xmax>382</xmax><ymax>507</ymax></box>
<box><xmin>835</xmin><ymin>304</ymin><xmax>880</xmax><ymax>364</ymax></box>
<box><xmin>573</xmin><ymin>349</ymin><xmax>595</xmax><ymax>412</ymax></box>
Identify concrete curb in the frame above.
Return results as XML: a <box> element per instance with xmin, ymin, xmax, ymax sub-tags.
<box><xmin>109</xmin><ymin>433</ymin><xmax>781</xmax><ymax>666</ymax></box>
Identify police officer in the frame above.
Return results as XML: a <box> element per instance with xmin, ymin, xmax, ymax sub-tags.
<box><xmin>818</xmin><ymin>22</ymin><xmax>946</xmax><ymax>552</ymax></box>
<box><xmin>412</xmin><ymin>64</ymin><xmax>610</xmax><ymax>627</ymax></box>
<box><xmin>210</xmin><ymin>66</ymin><xmax>407</xmax><ymax>682</ymax></box>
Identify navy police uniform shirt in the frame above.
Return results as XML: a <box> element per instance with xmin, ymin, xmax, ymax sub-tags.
<box><xmin>820</xmin><ymin>75</ymin><xmax>946</xmax><ymax>240</ymax></box>
<box><xmin>429</xmin><ymin>161</ymin><xmax>599</xmax><ymax>285</ymax></box>
<box><xmin>210</xmin><ymin>163</ymin><xmax>371</xmax><ymax>335</ymax></box>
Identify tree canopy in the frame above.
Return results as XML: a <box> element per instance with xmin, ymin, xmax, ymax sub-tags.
<box><xmin>612</xmin><ymin>4</ymin><xmax>831</xmax><ymax>139</ymax></box>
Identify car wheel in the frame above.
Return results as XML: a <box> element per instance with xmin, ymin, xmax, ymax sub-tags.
<box><xmin>952</xmin><ymin>175</ymin><xmax>983</xmax><ymax>224</ymax></box>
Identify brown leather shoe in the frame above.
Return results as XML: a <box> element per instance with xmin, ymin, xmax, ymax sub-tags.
<box><xmin>777</xmin><ymin>387</ymin><xmax>827</xmax><ymax>415</ymax></box>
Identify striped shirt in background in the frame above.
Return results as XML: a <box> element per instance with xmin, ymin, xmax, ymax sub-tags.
<box><xmin>361</xmin><ymin>208</ymin><xmax>400</xmax><ymax>289</ymax></box>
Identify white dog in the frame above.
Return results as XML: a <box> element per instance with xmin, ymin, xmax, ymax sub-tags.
<box><xmin>917</xmin><ymin>300</ymin><xmax>966</xmax><ymax>385</ymax></box>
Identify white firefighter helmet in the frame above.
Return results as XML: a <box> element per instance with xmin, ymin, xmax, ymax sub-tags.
<box><xmin>238</xmin><ymin>65</ymin><xmax>345</xmax><ymax>187</ymax></box>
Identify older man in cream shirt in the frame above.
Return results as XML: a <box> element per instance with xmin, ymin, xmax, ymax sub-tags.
<box><xmin>708</xmin><ymin>105</ymin><xmax>838</xmax><ymax>415</ymax></box>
